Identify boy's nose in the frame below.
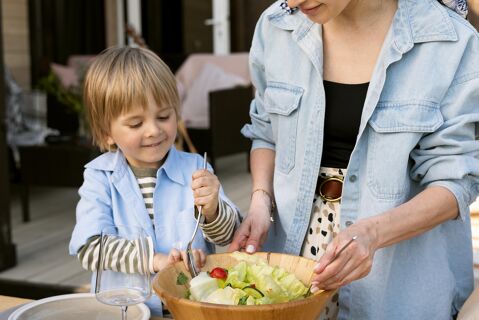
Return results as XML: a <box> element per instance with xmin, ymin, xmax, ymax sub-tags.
<box><xmin>145</xmin><ymin>122</ymin><xmax>162</xmax><ymax>137</ymax></box>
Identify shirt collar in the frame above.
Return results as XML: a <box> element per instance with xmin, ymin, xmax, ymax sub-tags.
<box><xmin>85</xmin><ymin>149</ymin><xmax>122</xmax><ymax>171</ymax></box>
<box><xmin>392</xmin><ymin>0</ymin><xmax>457</xmax><ymax>53</ymax></box>
<box><xmin>85</xmin><ymin>150</ymin><xmax>129</xmax><ymax>183</ymax></box>
<box><xmin>267</xmin><ymin>0</ymin><xmax>457</xmax><ymax>52</ymax></box>
<box><xmin>85</xmin><ymin>146</ymin><xmax>186</xmax><ymax>186</ymax></box>
<box><xmin>158</xmin><ymin>146</ymin><xmax>186</xmax><ymax>186</ymax></box>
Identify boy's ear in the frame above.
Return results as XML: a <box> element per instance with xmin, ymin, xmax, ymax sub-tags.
<box><xmin>106</xmin><ymin>135</ymin><xmax>115</xmax><ymax>146</ymax></box>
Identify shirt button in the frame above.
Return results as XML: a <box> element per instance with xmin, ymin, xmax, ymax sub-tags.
<box><xmin>345</xmin><ymin>220</ymin><xmax>353</xmax><ymax>227</ymax></box>
<box><xmin>349</xmin><ymin>175</ymin><xmax>357</xmax><ymax>182</ymax></box>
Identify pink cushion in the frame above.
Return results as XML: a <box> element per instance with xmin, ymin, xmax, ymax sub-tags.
<box><xmin>181</xmin><ymin>63</ymin><xmax>248</xmax><ymax>129</ymax></box>
<box><xmin>50</xmin><ymin>55</ymin><xmax>96</xmax><ymax>89</ymax></box>
<box><xmin>67</xmin><ymin>55</ymin><xmax>96</xmax><ymax>70</ymax></box>
<box><xmin>176</xmin><ymin>53</ymin><xmax>250</xmax><ymax>91</ymax></box>
<box><xmin>50</xmin><ymin>63</ymin><xmax>79</xmax><ymax>88</ymax></box>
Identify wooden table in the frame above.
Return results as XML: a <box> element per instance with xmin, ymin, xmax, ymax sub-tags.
<box><xmin>0</xmin><ymin>295</ymin><xmax>32</xmax><ymax>312</ymax></box>
<box><xmin>0</xmin><ymin>295</ymin><xmax>169</xmax><ymax>319</ymax></box>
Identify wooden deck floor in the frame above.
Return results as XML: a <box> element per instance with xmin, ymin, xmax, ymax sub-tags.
<box><xmin>1</xmin><ymin>152</ymin><xmax>478</xmax><ymax>293</ymax></box>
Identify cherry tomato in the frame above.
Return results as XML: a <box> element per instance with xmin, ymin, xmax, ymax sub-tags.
<box><xmin>209</xmin><ymin>267</ymin><xmax>228</xmax><ymax>280</ymax></box>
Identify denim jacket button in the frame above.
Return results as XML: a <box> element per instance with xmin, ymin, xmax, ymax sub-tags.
<box><xmin>345</xmin><ymin>220</ymin><xmax>354</xmax><ymax>227</ymax></box>
<box><xmin>349</xmin><ymin>175</ymin><xmax>357</xmax><ymax>182</ymax></box>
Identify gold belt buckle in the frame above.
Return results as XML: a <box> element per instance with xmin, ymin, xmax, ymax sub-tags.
<box><xmin>318</xmin><ymin>176</ymin><xmax>343</xmax><ymax>202</ymax></box>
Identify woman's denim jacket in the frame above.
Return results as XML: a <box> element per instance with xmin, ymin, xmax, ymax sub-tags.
<box><xmin>242</xmin><ymin>0</ymin><xmax>479</xmax><ymax>319</ymax></box>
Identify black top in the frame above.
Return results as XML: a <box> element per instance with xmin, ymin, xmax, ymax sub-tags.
<box><xmin>321</xmin><ymin>80</ymin><xmax>369</xmax><ymax>168</ymax></box>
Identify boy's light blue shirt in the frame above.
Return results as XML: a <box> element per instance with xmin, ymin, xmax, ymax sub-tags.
<box><xmin>242</xmin><ymin>0</ymin><xmax>479</xmax><ymax>319</ymax></box>
<box><xmin>69</xmin><ymin>146</ymin><xmax>236</xmax><ymax>315</ymax></box>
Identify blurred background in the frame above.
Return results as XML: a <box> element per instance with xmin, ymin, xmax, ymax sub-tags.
<box><xmin>0</xmin><ymin>0</ymin><xmax>276</xmax><ymax>300</ymax></box>
<box><xmin>0</xmin><ymin>0</ymin><xmax>478</xmax><ymax>301</ymax></box>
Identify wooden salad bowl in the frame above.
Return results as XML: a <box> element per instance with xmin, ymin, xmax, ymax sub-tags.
<box><xmin>153</xmin><ymin>252</ymin><xmax>337</xmax><ymax>320</ymax></box>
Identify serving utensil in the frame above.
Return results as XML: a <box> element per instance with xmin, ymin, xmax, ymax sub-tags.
<box><xmin>330</xmin><ymin>235</ymin><xmax>357</xmax><ymax>263</ymax></box>
<box><xmin>186</xmin><ymin>152</ymin><xmax>208</xmax><ymax>278</ymax></box>
<box><xmin>307</xmin><ymin>235</ymin><xmax>358</xmax><ymax>294</ymax></box>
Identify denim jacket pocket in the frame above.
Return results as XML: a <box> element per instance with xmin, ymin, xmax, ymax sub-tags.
<box><xmin>264</xmin><ymin>82</ymin><xmax>304</xmax><ymax>174</ymax></box>
<box><xmin>367</xmin><ymin>101</ymin><xmax>444</xmax><ymax>200</ymax></box>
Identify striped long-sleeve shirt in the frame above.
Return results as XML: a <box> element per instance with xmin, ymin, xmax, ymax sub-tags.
<box><xmin>78</xmin><ymin>234</ymin><xmax>155</xmax><ymax>274</ymax></box>
<box><xmin>77</xmin><ymin>165</ymin><xmax>239</xmax><ymax>273</ymax></box>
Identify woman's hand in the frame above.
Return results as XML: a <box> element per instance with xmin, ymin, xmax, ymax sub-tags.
<box><xmin>228</xmin><ymin>191</ymin><xmax>272</xmax><ymax>253</ymax></box>
<box><xmin>192</xmin><ymin>169</ymin><xmax>220</xmax><ymax>222</ymax></box>
<box><xmin>310</xmin><ymin>219</ymin><xmax>379</xmax><ymax>292</ymax></box>
<box><xmin>153</xmin><ymin>248</ymin><xmax>206</xmax><ymax>273</ymax></box>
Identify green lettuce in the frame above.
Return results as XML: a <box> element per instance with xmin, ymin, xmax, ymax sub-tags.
<box><xmin>188</xmin><ymin>252</ymin><xmax>309</xmax><ymax>305</ymax></box>
<box><xmin>224</xmin><ymin>261</ymin><xmax>249</xmax><ymax>289</ymax></box>
<box><xmin>277</xmin><ymin>273</ymin><xmax>309</xmax><ymax>300</ymax></box>
<box><xmin>189</xmin><ymin>272</ymin><xmax>219</xmax><ymax>301</ymax></box>
<box><xmin>204</xmin><ymin>286</ymin><xmax>246</xmax><ymax>305</ymax></box>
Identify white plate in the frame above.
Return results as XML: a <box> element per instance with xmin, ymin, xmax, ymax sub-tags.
<box><xmin>8</xmin><ymin>293</ymin><xmax>150</xmax><ymax>320</ymax></box>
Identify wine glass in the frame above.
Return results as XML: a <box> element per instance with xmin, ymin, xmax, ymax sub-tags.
<box><xmin>95</xmin><ymin>225</ymin><xmax>151</xmax><ymax>320</ymax></box>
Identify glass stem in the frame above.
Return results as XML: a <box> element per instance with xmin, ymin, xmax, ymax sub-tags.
<box><xmin>121</xmin><ymin>305</ymin><xmax>128</xmax><ymax>320</ymax></box>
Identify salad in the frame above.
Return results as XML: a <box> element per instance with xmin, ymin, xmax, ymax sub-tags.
<box><xmin>179</xmin><ymin>252</ymin><xmax>310</xmax><ymax>306</ymax></box>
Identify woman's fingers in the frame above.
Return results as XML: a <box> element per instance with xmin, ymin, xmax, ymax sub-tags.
<box><xmin>311</xmin><ymin>247</ymin><xmax>352</xmax><ymax>287</ymax></box>
<box><xmin>240</xmin><ymin>212</ymin><xmax>270</xmax><ymax>253</ymax></box>
<box><xmin>314</xmin><ymin>239</ymin><xmax>341</xmax><ymax>274</ymax></box>
<box><xmin>311</xmin><ymin>235</ymin><xmax>374</xmax><ymax>291</ymax></box>
<box><xmin>314</xmin><ymin>255</ymin><xmax>358</xmax><ymax>289</ymax></box>
<box><xmin>318</xmin><ymin>259</ymin><xmax>372</xmax><ymax>290</ymax></box>
<box><xmin>228</xmin><ymin>219</ymin><xmax>251</xmax><ymax>252</ymax></box>
<box><xmin>244</xmin><ymin>219</ymin><xmax>270</xmax><ymax>253</ymax></box>
<box><xmin>229</xmin><ymin>192</ymin><xmax>273</xmax><ymax>253</ymax></box>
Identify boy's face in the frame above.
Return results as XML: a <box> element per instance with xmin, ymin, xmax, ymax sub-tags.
<box><xmin>106</xmin><ymin>93</ymin><xmax>177</xmax><ymax>168</ymax></box>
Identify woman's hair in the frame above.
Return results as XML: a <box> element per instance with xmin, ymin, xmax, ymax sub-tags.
<box><xmin>83</xmin><ymin>46</ymin><xmax>180</xmax><ymax>151</ymax></box>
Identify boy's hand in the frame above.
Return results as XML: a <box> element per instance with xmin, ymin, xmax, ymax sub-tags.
<box><xmin>192</xmin><ymin>169</ymin><xmax>220</xmax><ymax>222</ymax></box>
<box><xmin>153</xmin><ymin>249</ymin><xmax>206</xmax><ymax>272</ymax></box>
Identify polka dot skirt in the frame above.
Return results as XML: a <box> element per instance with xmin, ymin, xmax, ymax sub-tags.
<box><xmin>301</xmin><ymin>167</ymin><xmax>345</xmax><ymax>320</ymax></box>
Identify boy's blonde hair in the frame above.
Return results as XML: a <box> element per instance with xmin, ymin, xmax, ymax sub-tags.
<box><xmin>83</xmin><ymin>46</ymin><xmax>180</xmax><ymax>151</ymax></box>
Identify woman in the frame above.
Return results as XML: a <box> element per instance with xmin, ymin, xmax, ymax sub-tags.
<box><xmin>229</xmin><ymin>0</ymin><xmax>479</xmax><ymax>319</ymax></box>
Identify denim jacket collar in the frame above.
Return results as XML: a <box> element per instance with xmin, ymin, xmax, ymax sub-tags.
<box><xmin>267</xmin><ymin>0</ymin><xmax>458</xmax><ymax>52</ymax></box>
<box><xmin>159</xmin><ymin>147</ymin><xmax>187</xmax><ymax>186</ymax></box>
<box><xmin>85</xmin><ymin>146</ymin><xmax>186</xmax><ymax>186</ymax></box>
<box><xmin>84</xmin><ymin>149</ymin><xmax>127</xmax><ymax>183</ymax></box>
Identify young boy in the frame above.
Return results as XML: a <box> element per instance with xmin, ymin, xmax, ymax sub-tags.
<box><xmin>69</xmin><ymin>47</ymin><xmax>241</xmax><ymax>315</ymax></box>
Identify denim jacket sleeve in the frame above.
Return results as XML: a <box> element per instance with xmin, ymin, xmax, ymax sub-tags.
<box><xmin>240</xmin><ymin>13</ymin><xmax>276</xmax><ymax>152</ymax></box>
<box><xmin>69</xmin><ymin>167</ymin><xmax>114</xmax><ymax>255</ymax></box>
<box><xmin>410</xmin><ymin>74</ymin><xmax>479</xmax><ymax>220</ymax></box>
